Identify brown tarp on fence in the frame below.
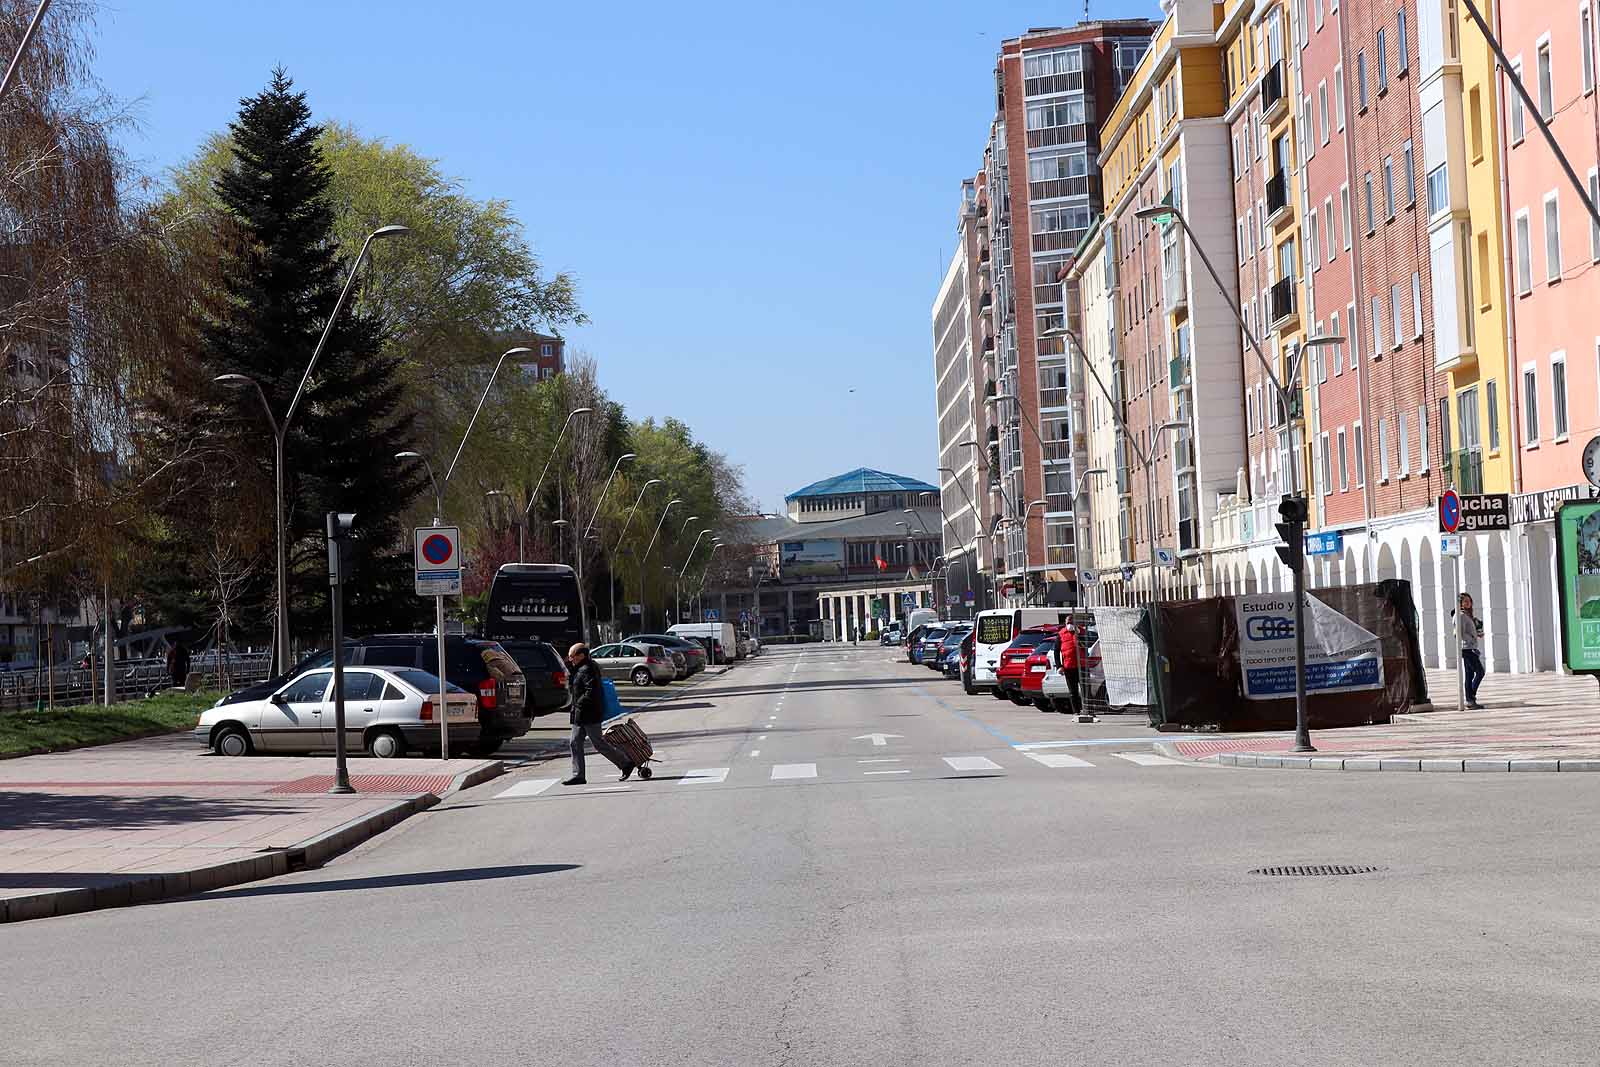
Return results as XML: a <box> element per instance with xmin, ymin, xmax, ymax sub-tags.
<box><xmin>1144</xmin><ymin>580</ymin><xmax>1426</xmax><ymax>730</ymax></box>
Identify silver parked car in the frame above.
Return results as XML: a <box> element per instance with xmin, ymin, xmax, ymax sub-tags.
<box><xmin>195</xmin><ymin>666</ymin><xmax>478</xmax><ymax>758</ymax></box>
<box><xmin>590</xmin><ymin>642</ymin><xmax>676</xmax><ymax>686</ymax></box>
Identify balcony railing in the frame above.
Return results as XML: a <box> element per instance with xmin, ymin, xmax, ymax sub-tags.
<box><xmin>1266</xmin><ymin>171</ymin><xmax>1289</xmax><ymax>220</ymax></box>
<box><xmin>1447</xmin><ymin>448</ymin><xmax>1485</xmax><ymax>495</ymax></box>
<box><xmin>1262</xmin><ymin>62</ymin><xmax>1287</xmax><ymax>117</ymax></box>
<box><xmin>1269</xmin><ymin>276</ymin><xmax>1297</xmax><ymax>326</ymax></box>
<box><xmin>1042</xmin><ymin>440</ymin><xmax>1073</xmax><ymax>464</ymax></box>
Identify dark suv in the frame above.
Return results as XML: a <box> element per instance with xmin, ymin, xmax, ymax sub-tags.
<box><xmin>216</xmin><ymin>635</ymin><xmax>530</xmax><ymax>754</ymax></box>
<box><xmin>495</xmin><ymin>638</ymin><xmax>571</xmax><ymax>718</ymax></box>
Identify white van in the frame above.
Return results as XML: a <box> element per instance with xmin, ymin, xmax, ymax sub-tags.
<box><xmin>969</xmin><ymin>607</ymin><xmax>1068</xmax><ymax>695</ymax></box>
<box><xmin>669</xmin><ymin>622</ymin><xmax>740</xmax><ymax>663</ymax></box>
<box><xmin>903</xmin><ymin>607</ymin><xmax>939</xmax><ymax>635</ymax></box>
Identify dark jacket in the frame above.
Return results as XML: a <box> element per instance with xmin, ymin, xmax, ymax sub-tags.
<box><xmin>568</xmin><ymin>658</ymin><xmax>604</xmax><ymax>725</ymax></box>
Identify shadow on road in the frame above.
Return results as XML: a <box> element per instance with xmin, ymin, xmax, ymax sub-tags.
<box><xmin>0</xmin><ymin>791</ymin><xmax>292</xmax><ymax>833</ymax></box>
<box><xmin>192</xmin><ymin>863</ymin><xmax>581</xmax><ymax>900</ymax></box>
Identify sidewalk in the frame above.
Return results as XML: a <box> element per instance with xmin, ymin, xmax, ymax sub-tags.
<box><xmin>1168</xmin><ymin>670</ymin><xmax>1600</xmax><ymax>771</ymax></box>
<box><xmin>0</xmin><ymin>733</ymin><xmax>502</xmax><ymax>923</ymax></box>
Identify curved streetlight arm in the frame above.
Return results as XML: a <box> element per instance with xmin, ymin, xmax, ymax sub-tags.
<box><xmin>678</xmin><ymin>529</ymin><xmax>712</xmax><ymax>580</ymax></box>
<box><xmin>613</xmin><ymin>479</ymin><xmax>663</xmax><ymax>555</ymax></box>
<box><xmin>642</xmin><ymin>499</ymin><xmax>682</xmax><ymax>565</ymax></box>
<box><xmin>0</xmin><ymin>1</ymin><xmax>51</xmax><ymax>107</ymax></box>
<box><xmin>444</xmin><ymin>347</ymin><xmax>531</xmax><ymax>485</ymax></box>
<box><xmin>585</xmin><ymin>452</ymin><xmax>636</xmax><ymax>536</ymax></box>
<box><xmin>396</xmin><ymin>451</ymin><xmax>442</xmax><ymax>522</ymax></box>
<box><xmin>525</xmin><ymin>407</ymin><xmax>594</xmax><ymax>517</ymax></box>
<box><xmin>215</xmin><ymin>374</ymin><xmax>280</xmax><ymax>439</ymax></box>
<box><xmin>286</xmin><ymin>225</ymin><xmax>408</xmax><ymax>432</ymax></box>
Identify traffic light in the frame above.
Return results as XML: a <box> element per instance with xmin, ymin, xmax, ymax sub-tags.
<box><xmin>1275</xmin><ymin>496</ymin><xmax>1307</xmax><ymax>570</ymax></box>
<box><xmin>326</xmin><ymin>512</ymin><xmax>357</xmax><ymax>586</ymax></box>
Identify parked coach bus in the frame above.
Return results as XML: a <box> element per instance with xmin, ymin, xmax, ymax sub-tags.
<box><xmin>485</xmin><ymin>563</ymin><xmax>585</xmax><ymax>652</ymax></box>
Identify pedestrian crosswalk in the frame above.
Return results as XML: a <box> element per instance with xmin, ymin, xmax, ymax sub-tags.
<box><xmin>492</xmin><ymin>748</ymin><xmax>1202</xmax><ymax>801</ymax></box>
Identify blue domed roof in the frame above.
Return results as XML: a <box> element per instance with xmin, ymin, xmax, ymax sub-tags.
<box><xmin>785</xmin><ymin>468</ymin><xmax>939</xmax><ymax>501</ymax></box>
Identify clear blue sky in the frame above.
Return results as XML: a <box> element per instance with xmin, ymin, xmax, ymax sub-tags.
<box><xmin>92</xmin><ymin>0</ymin><xmax>1156</xmax><ymax>513</ymax></box>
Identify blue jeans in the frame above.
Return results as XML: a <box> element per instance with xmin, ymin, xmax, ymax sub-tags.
<box><xmin>1462</xmin><ymin>649</ymin><xmax>1485</xmax><ymax>704</ymax></box>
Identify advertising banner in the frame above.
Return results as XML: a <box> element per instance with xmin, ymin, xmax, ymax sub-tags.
<box><xmin>1235</xmin><ymin>592</ymin><xmax>1384</xmax><ymax>700</ymax></box>
<box><xmin>779</xmin><ymin>539</ymin><xmax>846</xmax><ymax>578</ymax></box>
<box><xmin>1556</xmin><ymin>502</ymin><xmax>1600</xmax><ymax>673</ymax></box>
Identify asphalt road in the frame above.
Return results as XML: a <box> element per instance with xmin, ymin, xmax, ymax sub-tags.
<box><xmin>8</xmin><ymin>644</ymin><xmax>1600</xmax><ymax>1065</ymax></box>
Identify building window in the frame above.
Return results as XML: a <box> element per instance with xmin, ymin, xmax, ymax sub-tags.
<box><xmin>1371</xmin><ymin>295</ymin><xmax>1383</xmax><ymax>357</ymax></box>
<box><xmin>1515</xmin><ymin>209</ymin><xmax>1533</xmax><ymax>293</ymax></box>
<box><xmin>1427</xmin><ymin>163</ymin><xmax>1449</xmax><ymax>217</ymax></box>
<box><xmin>1337</xmin><ymin>427</ymin><xmax>1350</xmax><ymax>490</ymax></box>
<box><xmin>1341</xmin><ymin>186</ymin><xmax>1353</xmax><ymax>248</ymax></box>
<box><xmin>1524</xmin><ymin>366</ymin><xmax>1540</xmax><ymax>444</ymax></box>
<box><xmin>1307</xmin><ymin>210</ymin><xmax>1320</xmax><ymax>271</ymax></box>
<box><xmin>1554</xmin><ymin>354</ymin><xmax>1570</xmax><ymax>438</ymax></box>
<box><xmin>1325</xmin><ymin>196</ymin><xmax>1337</xmax><ymax>259</ymax></box>
<box><xmin>1440</xmin><ymin>397</ymin><xmax>1454</xmax><ymax>468</ymax></box>
<box><xmin>1487</xmin><ymin>378</ymin><xmax>1501</xmax><ymax>451</ymax></box>
<box><xmin>1538</xmin><ymin>38</ymin><xmax>1554</xmax><ymax>118</ymax></box>
<box><xmin>1379</xmin><ymin>419</ymin><xmax>1391</xmax><ymax>481</ymax></box>
<box><xmin>1391</xmin><ymin>283</ymin><xmax>1405</xmax><ymax>347</ymax></box>
<box><xmin>1332</xmin><ymin>311</ymin><xmax>1343</xmax><ymax>374</ymax></box>
<box><xmin>1348</xmin><ymin>302</ymin><xmax>1359</xmax><ymax>365</ymax></box>
<box><xmin>1384</xmin><ymin>158</ymin><xmax>1397</xmax><ymax>219</ymax></box>
<box><xmin>1335</xmin><ymin>64</ymin><xmax>1346</xmax><ymax>128</ymax></box>
<box><xmin>1354</xmin><ymin>422</ymin><xmax>1366</xmax><ymax>486</ymax></box>
<box><xmin>1591</xmin><ymin>170</ymin><xmax>1600</xmax><ymax>261</ymax></box>
<box><xmin>1470</xmin><ymin>87</ymin><xmax>1485</xmax><ymax>161</ymax></box>
<box><xmin>1545</xmin><ymin>191</ymin><xmax>1563</xmax><ymax>281</ymax></box>
<box><xmin>1377</xmin><ymin>28</ymin><xmax>1389</xmax><ymax>91</ymax></box>
<box><xmin>1319</xmin><ymin>82</ymin><xmax>1331</xmax><ymax>144</ymax></box>
<box><xmin>1365</xmin><ymin>174</ymin><xmax>1376</xmax><ymax>233</ymax></box>
<box><xmin>1357</xmin><ymin>50</ymin><xmax>1369</xmax><ymax>108</ymax></box>
<box><xmin>1400</xmin><ymin>412</ymin><xmax>1412</xmax><ymax>475</ymax></box>
<box><xmin>541</xmin><ymin>342</ymin><xmax>554</xmax><ymax>356</ymax></box>
<box><xmin>1321</xmin><ymin>431</ymin><xmax>1333</xmax><ymax>493</ymax></box>
<box><xmin>1510</xmin><ymin>59</ymin><xmax>1527</xmax><ymax>143</ymax></box>
<box><xmin>1412</xmin><ymin>272</ymin><xmax>1424</xmax><ymax>339</ymax></box>
<box><xmin>1586</xmin><ymin>4</ymin><xmax>1597</xmax><ymax>92</ymax></box>
<box><xmin>1403</xmin><ymin>141</ymin><xmax>1416</xmax><ymax>206</ymax></box>
<box><xmin>1397</xmin><ymin>7</ymin><xmax>1409</xmax><ymax>73</ymax></box>
<box><xmin>1419</xmin><ymin>403</ymin><xmax>1431</xmax><ymax>470</ymax></box>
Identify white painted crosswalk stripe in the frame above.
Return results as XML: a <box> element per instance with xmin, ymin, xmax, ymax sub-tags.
<box><xmin>497</xmin><ymin>778</ymin><xmax>560</xmax><ymax>798</ymax></box>
<box><xmin>943</xmin><ymin>755</ymin><xmax>1003</xmax><ymax>772</ymax></box>
<box><xmin>771</xmin><ymin>763</ymin><xmax>817</xmax><ymax>780</ymax></box>
<box><xmin>1023</xmin><ymin>752</ymin><xmax>1096</xmax><ymax>769</ymax></box>
<box><xmin>1113</xmin><ymin>752</ymin><xmax>1190</xmax><ymax>767</ymax></box>
<box><xmin>680</xmin><ymin>768</ymin><xmax>730</xmax><ymax>785</ymax></box>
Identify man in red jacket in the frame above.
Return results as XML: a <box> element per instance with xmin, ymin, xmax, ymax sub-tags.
<box><xmin>1056</xmin><ymin>625</ymin><xmax>1083</xmax><ymax>716</ymax></box>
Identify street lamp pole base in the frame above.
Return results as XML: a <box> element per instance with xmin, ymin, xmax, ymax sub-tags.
<box><xmin>328</xmin><ymin>780</ymin><xmax>356</xmax><ymax>795</ymax></box>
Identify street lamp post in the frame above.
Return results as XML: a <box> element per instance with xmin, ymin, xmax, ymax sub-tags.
<box><xmin>1132</xmin><ymin>202</ymin><xmax>1344</xmax><ymax>753</ymax></box>
<box><xmin>678</xmin><ymin>529</ymin><xmax>713</xmax><ymax>621</ymax></box>
<box><xmin>584</xmin><ymin>452</ymin><xmax>637</xmax><ymax>540</ymax></box>
<box><xmin>611</xmin><ymin>478</ymin><xmax>663</xmax><ymax>634</ymax></box>
<box><xmin>696</xmin><ymin>542</ymin><xmax>724</xmax><ymax>622</ymax></box>
<box><xmin>663</xmin><ymin>566</ymin><xmax>677</xmax><ymax>624</ymax></box>
<box><xmin>214</xmin><ymin>224</ymin><xmax>409</xmax><ymax>674</ymax></box>
<box><xmin>523</xmin><ymin>406</ymin><xmax>594</xmax><ymax>562</ymax></box>
<box><xmin>1073</xmin><ymin>467</ymin><xmax>1109</xmax><ymax>610</ymax></box>
<box><xmin>640</xmin><ymin>498</ymin><xmax>682</xmax><ymax>630</ymax></box>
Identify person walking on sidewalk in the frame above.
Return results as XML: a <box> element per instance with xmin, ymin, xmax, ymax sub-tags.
<box><xmin>1457</xmin><ymin>593</ymin><xmax>1486</xmax><ymax>710</ymax></box>
<box><xmin>562</xmin><ymin>643</ymin><xmax>634</xmax><ymax>786</ymax></box>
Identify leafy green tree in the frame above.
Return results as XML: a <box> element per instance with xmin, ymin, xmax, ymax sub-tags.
<box><xmin>165</xmin><ymin>69</ymin><xmax>425</xmax><ymax>639</ymax></box>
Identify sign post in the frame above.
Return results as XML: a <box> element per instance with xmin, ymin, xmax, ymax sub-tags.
<box><xmin>326</xmin><ymin>513</ymin><xmax>357</xmax><ymax>794</ymax></box>
<box><xmin>415</xmin><ymin>526</ymin><xmax>462</xmax><ymax>760</ymax></box>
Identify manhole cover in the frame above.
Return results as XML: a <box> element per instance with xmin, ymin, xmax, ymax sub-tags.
<box><xmin>1250</xmin><ymin>864</ymin><xmax>1386</xmax><ymax>877</ymax></box>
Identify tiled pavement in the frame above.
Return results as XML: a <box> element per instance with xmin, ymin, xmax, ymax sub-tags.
<box><xmin>1170</xmin><ymin>669</ymin><xmax>1600</xmax><ymax>770</ymax></box>
<box><xmin>0</xmin><ymin>733</ymin><xmax>501</xmax><ymax>922</ymax></box>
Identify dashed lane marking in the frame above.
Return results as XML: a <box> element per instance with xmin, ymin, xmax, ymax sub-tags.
<box><xmin>1024</xmin><ymin>753</ymin><xmax>1096</xmax><ymax>769</ymax></box>
<box><xmin>680</xmin><ymin>768</ymin><xmax>730</xmax><ymax>785</ymax></box>
<box><xmin>1114</xmin><ymin>752</ymin><xmax>1193</xmax><ymax>767</ymax></box>
<box><xmin>943</xmin><ymin>755</ymin><xmax>1004</xmax><ymax>772</ymax></box>
<box><xmin>771</xmin><ymin>763</ymin><xmax>818</xmax><ymax>780</ymax></box>
<box><xmin>497</xmin><ymin>778</ymin><xmax>560</xmax><ymax>798</ymax></box>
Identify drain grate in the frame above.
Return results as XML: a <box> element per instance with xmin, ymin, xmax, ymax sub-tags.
<box><xmin>1251</xmin><ymin>864</ymin><xmax>1386</xmax><ymax>877</ymax></box>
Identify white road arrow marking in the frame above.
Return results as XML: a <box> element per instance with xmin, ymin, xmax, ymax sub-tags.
<box><xmin>853</xmin><ymin>733</ymin><xmax>904</xmax><ymax>747</ymax></box>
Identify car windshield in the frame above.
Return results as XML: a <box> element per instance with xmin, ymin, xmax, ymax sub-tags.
<box><xmin>389</xmin><ymin>669</ymin><xmax>468</xmax><ymax>695</ymax></box>
<box><xmin>1008</xmin><ymin>631</ymin><xmax>1052</xmax><ymax>651</ymax></box>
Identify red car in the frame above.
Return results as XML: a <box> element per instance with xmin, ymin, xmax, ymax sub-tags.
<box><xmin>1020</xmin><ymin>635</ymin><xmax>1060</xmax><ymax>710</ymax></box>
<box><xmin>995</xmin><ymin>625</ymin><xmax>1061</xmax><ymax>706</ymax></box>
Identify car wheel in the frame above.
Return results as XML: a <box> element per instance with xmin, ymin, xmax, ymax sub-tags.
<box><xmin>212</xmin><ymin>724</ymin><xmax>252</xmax><ymax>757</ymax></box>
<box><xmin>1032</xmin><ymin>698</ymin><xmax>1052</xmax><ymax>712</ymax></box>
<box><xmin>963</xmin><ymin>678</ymin><xmax>979</xmax><ymax>696</ymax></box>
<box><xmin>368</xmin><ymin>728</ymin><xmax>406</xmax><ymax>759</ymax></box>
<box><xmin>1008</xmin><ymin>691</ymin><xmax>1030</xmax><ymax>706</ymax></box>
<box><xmin>990</xmin><ymin>687</ymin><xmax>1010</xmax><ymax>701</ymax></box>
<box><xmin>632</xmin><ymin>667</ymin><xmax>652</xmax><ymax>687</ymax></box>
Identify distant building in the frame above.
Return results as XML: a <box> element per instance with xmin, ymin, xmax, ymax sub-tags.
<box><xmin>701</xmin><ymin>469</ymin><xmax>948</xmax><ymax>638</ymax></box>
<box><xmin>504</xmin><ymin>331</ymin><xmax>563</xmax><ymax>381</ymax></box>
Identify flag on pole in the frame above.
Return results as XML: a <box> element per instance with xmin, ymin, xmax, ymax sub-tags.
<box><xmin>874</xmin><ymin>557</ymin><xmax>888</xmax><ymax>572</ymax></box>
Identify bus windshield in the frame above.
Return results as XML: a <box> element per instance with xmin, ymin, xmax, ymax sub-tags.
<box><xmin>485</xmin><ymin>564</ymin><xmax>583</xmax><ymax>649</ymax></box>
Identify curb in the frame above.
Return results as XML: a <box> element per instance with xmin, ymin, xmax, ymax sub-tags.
<box><xmin>446</xmin><ymin>760</ymin><xmax>505</xmax><ymax>795</ymax></box>
<box><xmin>1202</xmin><ymin>751</ymin><xmax>1599</xmax><ymax>772</ymax></box>
<box><xmin>0</xmin><ymin>793</ymin><xmax>440</xmax><ymax>925</ymax></box>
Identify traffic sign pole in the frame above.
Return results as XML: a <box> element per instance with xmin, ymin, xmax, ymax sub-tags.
<box><xmin>415</xmin><ymin>526</ymin><xmax>462</xmax><ymax>761</ymax></box>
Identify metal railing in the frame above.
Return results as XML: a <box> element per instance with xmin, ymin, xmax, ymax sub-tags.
<box><xmin>0</xmin><ymin>652</ymin><xmax>275</xmax><ymax>713</ymax></box>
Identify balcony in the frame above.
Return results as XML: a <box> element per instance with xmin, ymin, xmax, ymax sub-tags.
<box><xmin>1168</xmin><ymin>355</ymin><xmax>1190</xmax><ymax>390</ymax></box>
<box><xmin>1269</xmin><ymin>276</ymin><xmax>1298</xmax><ymax>329</ymax></box>
<box><xmin>1447</xmin><ymin>448</ymin><xmax>1485</xmax><ymax>495</ymax></box>
<box><xmin>979</xmin><ymin>290</ymin><xmax>993</xmax><ymax>311</ymax></box>
<box><xmin>1261</xmin><ymin>62</ymin><xmax>1288</xmax><ymax>121</ymax></box>
<box><xmin>1161</xmin><ymin>239</ymin><xmax>1187</xmax><ymax>314</ymax></box>
<box><xmin>1266</xmin><ymin>171</ymin><xmax>1291</xmax><ymax>227</ymax></box>
<box><xmin>1042</xmin><ymin>439</ymin><xmax>1073</xmax><ymax>465</ymax></box>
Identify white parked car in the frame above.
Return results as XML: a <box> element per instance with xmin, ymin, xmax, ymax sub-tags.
<box><xmin>195</xmin><ymin>666</ymin><xmax>478</xmax><ymax>758</ymax></box>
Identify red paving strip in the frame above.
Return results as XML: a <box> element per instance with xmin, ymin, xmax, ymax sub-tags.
<box><xmin>266</xmin><ymin>774</ymin><xmax>453</xmax><ymax>795</ymax></box>
<box><xmin>0</xmin><ymin>780</ymin><xmax>290</xmax><ymax>789</ymax></box>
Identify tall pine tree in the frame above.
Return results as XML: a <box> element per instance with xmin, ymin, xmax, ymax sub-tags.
<box><xmin>200</xmin><ymin>68</ymin><xmax>423</xmax><ymax>639</ymax></box>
